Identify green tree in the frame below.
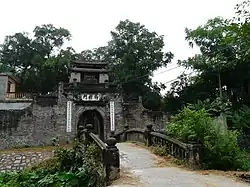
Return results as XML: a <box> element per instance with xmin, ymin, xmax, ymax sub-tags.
<box><xmin>0</xmin><ymin>32</ymin><xmax>33</xmax><ymax>72</ymax></box>
<box><xmin>0</xmin><ymin>24</ymin><xmax>72</xmax><ymax>93</ymax></box>
<box><xmin>80</xmin><ymin>20</ymin><xmax>173</xmax><ymax>110</ymax></box>
<box><xmin>108</xmin><ymin>20</ymin><xmax>173</xmax><ymax>97</ymax></box>
<box><xmin>33</xmin><ymin>24</ymin><xmax>71</xmax><ymax>58</ymax></box>
<box><xmin>164</xmin><ymin>1</ymin><xmax>250</xmax><ymax>115</ymax></box>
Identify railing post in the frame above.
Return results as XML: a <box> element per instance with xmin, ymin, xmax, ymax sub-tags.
<box><xmin>85</xmin><ymin>124</ymin><xmax>93</xmax><ymax>145</ymax></box>
<box><xmin>77</xmin><ymin>125</ymin><xmax>85</xmax><ymax>141</ymax></box>
<box><xmin>186</xmin><ymin>144</ymin><xmax>200</xmax><ymax>168</ymax></box>
<box><xmin>144</xmin><ymin>124</ymin><xmax>153</xmax><ymax>147</ymax></box>
<box><xmin>123</xmin><ymin>125</ymin><xmax>129</xmax><ymax>142</ymax></box>
<box><xmin>105</xmin><ymin>137</ymin><xmax>120</xmax><ymax>183</ymax></box>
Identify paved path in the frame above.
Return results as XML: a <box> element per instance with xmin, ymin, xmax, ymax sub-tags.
<box><xmin>110</xmin><ymin>143</ymin><xmax>250</xmax><ymax>187</ymax></box>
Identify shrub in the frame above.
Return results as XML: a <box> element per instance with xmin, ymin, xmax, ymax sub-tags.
<box><xmin>203</xmin><ymin>129</ymin><xmax>247</xmax><ymax>170</ymax></box>
<box><xmin>166</xmin><ymin>107</ymin><xmax>250</xmax><ymax>171</ymax></box>
<box><xmin>0</xmin><ymin>142</ymin><xmax>105</xmax><ymax>187</ymax></box>
<box><xmin>166</xmin><ymin>107</ymin><xmax>213</xmax><ymax>143</ymax></box>
<box><xmin>232</xmin><ymin>105</ymin><xmax>250</xmax><ymax>131</ymax></box>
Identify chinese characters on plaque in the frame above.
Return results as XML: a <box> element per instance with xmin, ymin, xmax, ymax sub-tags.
<box><xmin>81</xmin><ymin>93</ymin><xmax>102</xmax><ymax>101</ymax></box>
<box><xmin>66</xmin><ymin>101</ymin><xmax>72</xmax><ymax>132</ymax></box>
<box><xmin>110</xmin><ymin>100</ymin><xmax>115</xmax><ymax>131</ymax></box>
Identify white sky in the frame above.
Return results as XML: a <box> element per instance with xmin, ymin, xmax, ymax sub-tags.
<box><xmin>0</xmin><ymin>0</ymin><xmax>242</xmax><ymax>93</ymax></box>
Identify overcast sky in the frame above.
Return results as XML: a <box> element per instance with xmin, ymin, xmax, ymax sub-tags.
<box><xmin>0</xmin><ymin>0</ymin><xmax>241</xmax><ymax>93</ymax></box>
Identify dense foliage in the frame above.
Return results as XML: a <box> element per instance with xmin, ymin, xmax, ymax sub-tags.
<box><xmin>80</xmin><ymin>19</ymin><xmax>173</xmax><ymax>110</ymax></box>
<box><xmin>231</xmin><ymin>105</ymin><xmax>250</xmax><ymax>131</ymax></box>
<box><xmin>164</xmin><ymin>0</ymin><xmax>250</xmax><ymax>117</ymax></box>
<box><xmin>0</xmin><ymin>25</ymin><xmax>73</xmax><ymax>93</ymax></box>
<box><xmin>166</xmin><ymin>107</ymin><xmax>250</xmax><ymax>171</ymax></box>
<box><xmin>0</xmin><ymin>20</ymin><xmax>173</xmax><ymax>110</ymax></box>
<box><xmin>0</xmin><ymin>142</ymin><xmax>105</xmax><ymax>187</ymax></box>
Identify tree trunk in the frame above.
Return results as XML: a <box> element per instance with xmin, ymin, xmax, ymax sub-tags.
<box><xmin>218</xmin><ymin>70</ymin><xmax>223</xmax><ymax>98</ymax></box>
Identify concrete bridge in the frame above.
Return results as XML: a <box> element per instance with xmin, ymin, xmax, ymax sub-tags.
<box><xmin>81</xmin><ymin>124</ymin><xmax>250</xmax><ymax>187</ymax></box>
<box><xmin>112</xmin><ymin>143</ymin><xmax>249</xmax><ymax>187</ymax></box>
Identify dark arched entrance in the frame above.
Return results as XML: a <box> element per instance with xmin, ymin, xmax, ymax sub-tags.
<box><xmin>77</xmin><ymin>110</ymin><xmax>104</xmax><ymax>140</ymax></box>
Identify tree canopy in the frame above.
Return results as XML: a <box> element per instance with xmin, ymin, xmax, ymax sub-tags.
<box><xmin>2</xmin><ymin>1</ymin><xmax>249</xmax><ymax>113</ymax></box>
<box><xmin>163</xmin><ymin>0</ymin><xmax>250</xmax><ymax>115</ymax></box>
<box><xmin>0</xmin><ymin>20</ymin><xmax>173</xmax><ymax>110</ymax></box>
<box><xmin>0</xmin><ymin>24</ymin><xmax>72</xmax><ymax>93</ymax></box>
<box><xmin>80</xmin><ymin>20</ymin><xmax>173</xmax><ymax>110</ymax></box>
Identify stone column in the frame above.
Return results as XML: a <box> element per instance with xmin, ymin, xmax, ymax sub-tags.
<box><xmin>84</xmin><ymin>124</ymin><xmax>93</xmax><ymax>145</ymax></box>
<box><xmin>186</xmin><ymin>144</ymin><xmax>201</xmax><ymax>168</ymax></box>
<box><xmin>122</xmin><ymin>124</ymin><xmax>129</xmax><ymax>142</ymax></box>
<box><xmin>144</xmin><ymin>124</ymin><xmax>153</xmax><ymax>146</ymax></box>
<box><xmin>105</xmin><ymin>137</ymin><xmax>120</xmax><ymax>183</ymax></box>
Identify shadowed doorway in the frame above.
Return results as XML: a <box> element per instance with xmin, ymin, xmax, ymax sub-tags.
<box><xmin>77</xmin><ymin>110</ymin><xmax>104</xmax><ymax>140</ymax></box>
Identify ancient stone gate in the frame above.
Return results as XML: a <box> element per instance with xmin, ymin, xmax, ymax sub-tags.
<box><xmin>63</xmin><ymin>60</ymin><xmax>124</xmax><ymax>140</ymax></box>
<box><xmin>0</xmin><ymin>61</ymin><xmax>165</xmax><ymax>149</ymax></box>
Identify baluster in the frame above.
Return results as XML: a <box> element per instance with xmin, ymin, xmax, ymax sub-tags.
<box><xmin>123</xmin><ymin>125</ymin><xmax>129</xmax><ymax>142</ymax></box>
<box><xmin>144</xmin><ymin>124</ymin><xmax>153</xmax><ymax>147</ymax></box>
<box><xmin>171</xmin><ymin>144</ymin><xmax>174</xmax><ymax>156</ymax></box>
<box><xmin>181</xmin><ymin>149</ymin><xmax>184</xmax><ymax>160</ymax></box>
<box><xmin>176</xmin><ymin>147</ymin><xmax>179</xmax><ymax>158</ymax></box>
<box><xmin>177</xmin><ymin>147</ymin><xmax>180</xmax><ymax>158</ymax></box>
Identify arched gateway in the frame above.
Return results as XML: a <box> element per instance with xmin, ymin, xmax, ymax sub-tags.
<box><xmin>77</xmin><ymin>109</ymin><xmax>104</xmax><ymax>140</ymax></box>
<box><xmin>63</xmin><ymin>60</ymin><xmax>124</xmax><ymax>140</ymax></box>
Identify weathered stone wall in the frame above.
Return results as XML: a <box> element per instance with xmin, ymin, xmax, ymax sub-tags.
<box><xmin>124</xmin><ymin>102</ymin><xmax>166</xmax><ymax>130</ymax></box>
<box><xmin>0</xmin><ymin>92</ymin><xmax>124</xmax><ymax>149</ymax></box>
<box><xmin>107</xmin><ymin>95</ymin><xmax>124</xmax><ymax>137</ymax></box>
<box><xmin>0</xmin><ymin>150</ymin><xmax>53</xmax><ymax>172</ymax></box>
<box><xmin>0</xmin><ymin>76</ymin><xmax>7</xmax><ymax>100</ymax></box>
<box><xmin>0</xmin><ymin>97</ymin><xmax>75</xmax><ymax>150</ymax></box>
<box><xmin>0</xmin><ymin>88</ymin><xmax>165</xmax><ymax>150</ymax></box>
